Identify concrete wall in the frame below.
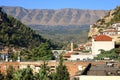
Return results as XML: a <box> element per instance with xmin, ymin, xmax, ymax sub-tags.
<box><xmin>79</xmin><ymin>76</ymin><xmax>120</xmax><ymax>80</ymax></box>
<box><xmin>70</xmin><ymin>54</ymin><xmax>94</xmax><ymax>60</ymax></box>
<box><xmin>92</xmin><ymin>39</ymin><xmax>114</xmax><ymax>56</ymax></box>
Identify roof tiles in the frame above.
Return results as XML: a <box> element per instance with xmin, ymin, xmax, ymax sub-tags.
<box><xmin>94</xmin><ymin>35</ymin><xmax>112</xmax><ymax>41</ymax></box>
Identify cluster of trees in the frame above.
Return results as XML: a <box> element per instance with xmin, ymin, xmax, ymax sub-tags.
<box><xmin>0</xmin><ymin>56</ymin><xmax>70</xmax><ymax>80</ymax></box>
<box><xmin>20</xmin><ymin>42</ymin><xmax>54</xmax><ymax>61</ymax></box>
<box><xmin>111</xmin><ymin>6</ymin><xmax>120</xmax><ymax>23</ymax></box>
<box><xmin>0</xmin><ymin>7</ymin><xmax>44</xmax><ymax>48</ymax></box>
<box><xmin>0</xmin><ymin>7</ymin><xmax>62</xmax><ymax>49</ymax></box>
<box><xmin>95</xmin><ymin>48</ymin><xmax>120</xmax><ymax>61</ymax></box>
<box><xmin>0</xmin><ymin>7</ymin><xmax>63</xmax><ymax>61</ymax></box>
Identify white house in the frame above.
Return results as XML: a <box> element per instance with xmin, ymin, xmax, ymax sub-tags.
<box><xmin>63</xmin><ymin>52</ymin><xmax>94</xmax><ymax>61</ymax></box>
<box><xmin>92</xmin><ymin>35</ymin><xmax>115</xmax><ymax>56</ymax></box>
<box><xmin>112</xmin><ymin>23</ymin><xmax>120</xmax><ymax>34</ymax></box>
<box><xmin>70</xmin><ymin>54</ymin><xmax>94</xmax><ymax>60</ymax></box>
<box><xmin>103</xmin><ymin>29</ymin><xmax>118</xmax><ymax>36</ymax></box>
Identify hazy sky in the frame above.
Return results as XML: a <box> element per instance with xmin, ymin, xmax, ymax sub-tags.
<box><xmin>0</xmin><ymin>0</ymin><xmax>120</xmax><ymax>10</ymax></box>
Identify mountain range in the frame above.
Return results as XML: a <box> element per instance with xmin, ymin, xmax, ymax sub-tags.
<box><xmin>1</xmin><ymin>6</ymin><xmax>109</xmax><ymax>44</ymax></box>
<box><xmin>1</xmin><ymin>6</ymin><xmax>108</xmax><ymax>26</ymax></box>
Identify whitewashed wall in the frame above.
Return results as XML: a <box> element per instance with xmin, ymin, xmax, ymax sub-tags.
<box><xmin>79</xmin><ymin>76</ymin><xmax>120</xmax><ymax>80</ymax></box>
<box><xmin>92</xmin><ymin>39</ymin><xmax>114</xmax><ymax>56</ymax></box>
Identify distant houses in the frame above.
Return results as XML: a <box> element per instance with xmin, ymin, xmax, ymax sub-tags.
<box><xmin>103</xmin><ymin>23</ymin><xmax>120</xmax><ymax>36</ymax></box>
<box><xmin>0</xmin><ymin>46</ymin><xmax>19</xmax><ymax>61</ymax></box>
<box><xmin>62</xmin><ymin>34</ymin><xmax>115</xmax><ymax>61</ymax></box>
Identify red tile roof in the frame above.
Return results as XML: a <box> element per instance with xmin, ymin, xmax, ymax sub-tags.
<box><xmin>94</xmin><ymin>35</ymin><xmax>112</xmax><ymax>41</ymax></box>
<box><xmin>63</xmin><ymin>52</ymin><xmax>74</xmax><ymax>58</ymax></box>
<box><xmin>63</xmin><ymin>52</ymin><xmax>78</xmax><ymax>58</ymax></box>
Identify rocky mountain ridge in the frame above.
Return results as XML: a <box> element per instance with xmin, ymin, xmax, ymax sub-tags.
<box><xmin>88</xmin><ymin>6</ymin><xmax>120</xmax><ymax>43</ymax></box>
<box><xmin>1</xmin><ymin>6</ymin><xmax>108</xmax><ymax>26</ymax></box>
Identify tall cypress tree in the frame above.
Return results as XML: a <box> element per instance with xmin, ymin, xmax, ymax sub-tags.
<box><xmin>56</xmin><ymin>55</ymin><xmax>70</xmax><ymax>80</ymax></box>
<box><xmin>35</xmin><ymin>61</ymin><xmax>51</xmax><ymax>80</ymax></box>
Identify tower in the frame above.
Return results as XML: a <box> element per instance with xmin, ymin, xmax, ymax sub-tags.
<box><xmin>71</xmin><ymin>41</ymin><xmax>73</xmax><ymax>52</ymax></box>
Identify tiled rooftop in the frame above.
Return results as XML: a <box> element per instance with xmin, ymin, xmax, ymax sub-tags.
<box><xmin>63</xmin><ymin>52</ymin><xmax>76</xmax><ymax>57</ymax></box>
<box><xmin>81</xmin><ymin>61</ymin><xmax>120</xmax><ymax>76</ymax></box>
<box><xmin>94</xmin><ymin>35</ymin><xmax>112</xmax><ymax>41</ymax></box>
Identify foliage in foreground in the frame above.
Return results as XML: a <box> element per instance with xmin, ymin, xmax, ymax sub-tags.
<box><xmin>95</xmin><ymin>48</ymin><xmax>120</xmax><ymax>61</ymax></box>
<box><xmin>1</xmin><ymin>56</ymin><xmax>70</xmax><ymax>80</ymax></box>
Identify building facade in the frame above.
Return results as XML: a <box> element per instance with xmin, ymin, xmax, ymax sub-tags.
<box><xmin>92</xmin><ymin>35</ymin><xmax>115</xmax><ymax>56</ymax></box>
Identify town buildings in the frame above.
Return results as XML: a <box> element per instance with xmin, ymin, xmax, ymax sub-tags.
<box><xmin>62</xmin><ymin>34</ymin><xmax>115</xmax><ymax>60</ymax></box>
<box><xmin>75</xmin><ymin>61</ymin><xmax>120</xmax><ymax>80</ymax></box>
<box><xmin>0</xmin><ymin>23</ymin><xmax>120</xmax><ymax>80</ymax></box>
<box><xmin>0</xmin><ymin>61</ymin><xmax>89</xmax><ymax>80</ymax></box>
<box><xmin>103</xmin><ymin>23</ymin><xmax>120</xmax><ymax>36</ymax></box>
<box><xmin>1</xmin><ymin>60</ymin><xmax>119</xmax><ymax>80</ymax></box>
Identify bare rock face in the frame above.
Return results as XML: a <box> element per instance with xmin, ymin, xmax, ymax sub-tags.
<box><xmin>88</xmin><ymin>6</ymin><xmax>120</xmax><ymax>43</ymax></box>
<box><xmin>1</xmin><ymin>6</ymin><xmax>108</xmax><ymax>26</ymax></box>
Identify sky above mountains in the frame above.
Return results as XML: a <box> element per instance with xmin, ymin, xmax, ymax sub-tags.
<box><xmin>0</xmin><ymin>0</ymin><xmax>120</xmax><ymax>10</ymax></box>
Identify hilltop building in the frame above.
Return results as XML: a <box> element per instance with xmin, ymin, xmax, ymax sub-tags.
<box><xmin>92</xmin><ymin>35</ymin><xmax>115</xmax><ymax>56</ymax></box>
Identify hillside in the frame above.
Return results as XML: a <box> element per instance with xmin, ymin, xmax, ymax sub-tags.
<box><xmin>29</xmin><ymin>25</ymin><xmax>89</xmax><ymax>44</ymax></box>
<box><xmin>0</xmin><ymin>6</ymin><xmax>108</xmax><ymax>44</ymax></box>
<box><xmin>0</xmin><ymin>7</ymin><xmax>53</xmax><ymax>48</ymax></box>
<box><xmin>88</xmin><ymin>6</ymin><xmax>120</xmax><ymax>43</ymax></box>
<box><xmin>1</xmin><ymin>6</ymin><xmax>108</xmax><ymax>26</ymax></box>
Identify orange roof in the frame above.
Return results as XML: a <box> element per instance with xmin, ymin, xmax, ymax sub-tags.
<box><xmin>94</xmin><ymin>35</ymin><xmax>112</xmax><ymax>41</ymax></box>
<box><xmin>63</xmin><ymin>52</ymin><xmax>76</xmax><ymax>58</ymax></box>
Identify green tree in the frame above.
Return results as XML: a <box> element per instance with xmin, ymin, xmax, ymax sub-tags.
<box><xmin>6</xmin><ymin>66</ymin><xmax>14</xmax><ymax>80</ymax></box>
<box><xmin>95</xmin><ymin>48</ymin><xmax>119</xmax><ymax>60</ymax></box>
<box><xmin>50</xmin><ymin>72</ymin><xmax>57</xmax><ymax>80</ymax></box>
<box><xmin>22</xmin><ymin>65</ymin><xmax>34</xmax><ymax>80</ymax></box>
<box><xmin>35</xmin><ymin>61</ymin><xmax>51</xmax><ymax>80</ymax></box>
<box><xmin>12</xmin><ymin>65</ymin><xmax>34</xmax><ymax>80</ymax></box>
<box><xmin>56</xmin><ymin>55</ymin><xmax>70</xmax><ymax>80</ymax></box>
<box><xmin>13</xmin><ymin>69</ymin><xmax>23</xmax><ymax>80</ymax></box>
<box><xmin>21</xmin><ymin>42</ymin><xmax>54</xmax><ymax>61</ymax></box>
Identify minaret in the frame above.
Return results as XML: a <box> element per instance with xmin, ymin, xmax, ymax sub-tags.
<box><xmin>5</xmin><ymin>55</ymin><xmax>8</xmax><ymax>62</ymax></box>
<box><xmin>71</xmin><ymin>41</ymin><xmax>73</xmax><ymax>52</ymax></box>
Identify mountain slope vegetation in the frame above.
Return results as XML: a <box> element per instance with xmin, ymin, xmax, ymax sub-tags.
<box><xmin>29</xmin><ymin>25</ymin><xmax>89</xmax><ymax>44</ymax></box>
<box><xmin>0</xmin><ymin>7</ymin><xmax>47</xmax><ymax>48</ymax></box>
<box><xmin>88</xmin><ymin>6</ymin><xmax>120</xmax><ymax>37</ymax></box>
<box><xmin>0</xmin><ymin>7</ymin><xmax>63</xmax><ymax>61</ymax></box>
<box><xmin>0</xmin><ymin>7</ymin><xmax>61</xmax><ymax>49</ymax></box>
